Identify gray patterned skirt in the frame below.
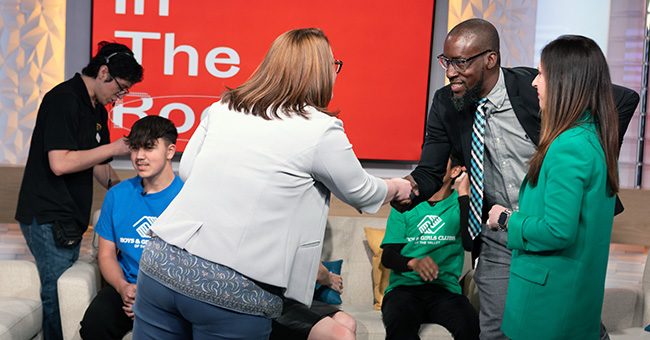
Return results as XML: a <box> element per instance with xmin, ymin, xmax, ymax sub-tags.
<box><xmin>139</xmin><ymin>236</ymin><xmax>283</xmax><ymax>318</ymax></box>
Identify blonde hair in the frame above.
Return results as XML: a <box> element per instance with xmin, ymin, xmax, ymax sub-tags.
<box><xmin>222</xmin><ymin>28</ymin><xmax>336</xmax><ymax>119</ymax></box>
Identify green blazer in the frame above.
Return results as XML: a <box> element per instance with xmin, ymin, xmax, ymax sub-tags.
<box><xmin>501</xmin><ymin>120</ymin><xmax>615</xmax><ymax>340</ymax></box>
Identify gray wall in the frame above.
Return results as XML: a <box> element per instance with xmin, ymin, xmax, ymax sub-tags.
<box><xmin>64</xmin><ymin>0</ymin><xmax>92</xmax><ymax>79</ymax></box>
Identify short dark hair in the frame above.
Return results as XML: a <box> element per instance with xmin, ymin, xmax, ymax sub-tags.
<box><xmin>127</xmin><ymin>116</ymin><xmax>178</xmax><ymax>149</ymax></box>
<box><xmin>82</xmin><ymin>41</ymin><xmax>144</xmax><ymax>84</ymax></box>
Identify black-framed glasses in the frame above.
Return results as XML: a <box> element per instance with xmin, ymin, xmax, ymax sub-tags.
<box><xmin>437</xmin><ymin>50</ymin><xmax>493</xmax><ymax>72</ymax></box>
<box><xmin>334</xmin><ymin>59</ymin><xmax>343</xmax><ymax>74</ymax></box>
<box><xmin>108</xmin><ymin>72</ymin><xmax>129</xmax><ymax>96</ymax></box>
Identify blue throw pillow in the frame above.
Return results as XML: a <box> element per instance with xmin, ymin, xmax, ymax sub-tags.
<box><xmin>314</xmin><ymin>259</ymin><xmax>343</xmax><ymax>305</ymax></box>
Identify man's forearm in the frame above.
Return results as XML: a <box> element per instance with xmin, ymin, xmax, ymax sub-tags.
<box><xmin>93</xmin><ymin>164</ymin><xmax>121</xmax><ymax>189</ymax></box>
<box><xmin>49</xmin><ymin>144</ymin><xmax>116</xmax><ymax>176</ymax></box>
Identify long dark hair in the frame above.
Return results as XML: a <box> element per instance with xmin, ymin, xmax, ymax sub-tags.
<box><xmin>528</xmin><ymin>35</ymin><xmax>619</xmax><ymax>193</ymax></box>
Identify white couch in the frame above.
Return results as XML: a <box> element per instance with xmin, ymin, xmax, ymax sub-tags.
<box><xmin>58</xmin><ymin>260</ymin><xmax>102</xmax><ymax>340</ymax></box>
<box><xmin>57</xmin><ymin>215</ymin><xmax>477</xmax><ymax>340</ymax></box>
<box><xmin>602</xmin><ymin>249</ymin><xmax>650</xmax><ymax>339</ymax></box>
<box><xmin>0</xmin><ymin>260</ymin><xmax>42</xmax><ymax>340</ymax></box>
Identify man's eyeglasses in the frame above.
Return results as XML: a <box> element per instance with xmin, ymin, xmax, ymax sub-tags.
<box><xmin>108</xmin><ymin>72</ymin><xmax>129</xmax><ymax>96</ymax></box>
<box><xmin>334</xmin><ymin>59</ymin><xmax>343</xmax><ymax>74</ymax></box>
<box><xmin>437</xmin><ymin>50</ymin><xmax>494</xmax><ymax>72</ymax></box>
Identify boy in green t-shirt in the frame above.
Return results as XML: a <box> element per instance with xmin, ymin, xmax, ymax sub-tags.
<box><xmin>380</xmin><ymin>155</ymin><xmax>479</xmax><ymax>340</ymax></box>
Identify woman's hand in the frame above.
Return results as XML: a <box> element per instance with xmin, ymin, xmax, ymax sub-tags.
<box><xmin>384</xmin><ymin>177</ymin><xmax>414</xmax><ymax>204</ymax></box>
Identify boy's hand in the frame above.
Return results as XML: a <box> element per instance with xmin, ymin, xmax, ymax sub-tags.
<box><xmin>118</xmin><ymin>282</ymin><xmax>137</xmax><ymax>318</ymax></box>
<box><xmin>408</xmin><ymin>256</ymin><xmax>439</xmax><ymax>281</ymax></box>
<box><xmin>457</xmin><ymin>171</ymin><xmax>470</xmax><ymax>196</ymax></box>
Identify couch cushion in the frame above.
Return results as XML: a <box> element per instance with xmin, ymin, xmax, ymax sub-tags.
<box><xmin>314</xmin><ymin>260</ymin><xmax>343</xmax><ymax>305</ymax></box>
<box><xmin>364</xmin><ymin>227</ymin><xmax>390</xmax><ymax>310</ymax></box>
<box><xmin>609</xmin><ymin>327</ymin><xmax>649</xmax><ymax>340</ymax></box>
<box><xmin>0</xmin><ymin>297</ymin><xmax>42</xmax><ymax>340</ymax></box>
<box><xmin>341</xmin><ymin>304</ymin><xmax>455</xmax><ymax>340</ymax></box>
<box><xmin>322</xmin><ymin>216</ymin><xmax>388</xmax><ymax>308</ymax></box>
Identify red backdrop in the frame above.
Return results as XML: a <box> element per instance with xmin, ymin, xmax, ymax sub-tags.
<box><xmin>92</xmin><ymin>0</ymin><xmax>434</xmax><ymax>161</ymax></box>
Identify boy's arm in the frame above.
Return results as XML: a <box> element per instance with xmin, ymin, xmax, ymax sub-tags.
<box><xmin>458</xmin><ymin>195</ymin><xmax>473</xmax><ymax>251</ymax></box>
<box><xmin>97</xmin><ymin>236</ymin><xmax>136</xmax><ymax>315</ymax></box>
<box><xmin>382</xmin><ymin>244</ymin><xmax>440</xmax><ymax>281</ymax></box>
<box><xmin>456</xmin><ymin>171</ymin><xmax>473</xmax><ymax>251</ymax></box>
<box><xmin>93</xmin><ymin>164</ymin><xmax>121</xmax><ymax>189</ymax></box>
<box><xmin>381</xmin><ymin>243</ymin><xmax>411</xmax><ymax>272</ymax></box>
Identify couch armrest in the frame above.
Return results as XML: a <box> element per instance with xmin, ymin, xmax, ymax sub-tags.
<box><xmin>461</xmin><ymin>269</ymin><xmax>480</xmax><ymax>312</ymax></box>
<box><xmin>602</xmin><ymin>287</ymin><xmax>644</xmax><ymax>331</ymax></box>
<box><xmin>58</xmin><ymin>260</ymin><xmax>101</xmax><ymax>340</ymax></box>
<box><xmin>0</xmin><ymin>260</ymin><xmax>40</xmax><ymax>301</ymax></box>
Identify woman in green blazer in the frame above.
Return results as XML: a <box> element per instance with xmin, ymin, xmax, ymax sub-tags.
<box><xmin>487</xmin><ymin>35</ymin><xmax>622</xmax><ymax>339</ymax></box>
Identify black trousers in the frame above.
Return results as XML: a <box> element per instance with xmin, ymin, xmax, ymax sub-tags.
<box><xmin>381</xmin><ymin>284</ymin><xmax>479</xmax><ymax>340</ymax></box>
<box><xmin>269</xmin><ymin>299</ymin><xmax>340</xmax><ymax>340</ymax></box>
<box><xmin>79</xmin><ymin>285</ymin><xmax>133</xmax><ymax>340</ymax></box>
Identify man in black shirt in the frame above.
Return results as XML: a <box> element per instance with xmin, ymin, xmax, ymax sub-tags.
<box><xmin>15</xmin><ymin>42</ymin><xmax>143</xmax><ymax>340</ymax></box>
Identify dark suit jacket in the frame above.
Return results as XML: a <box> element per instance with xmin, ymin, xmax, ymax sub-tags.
<box><xmin>410</xmin><ymin>66</ymin><xmax>640</xmax><ymax>218</ymax></box>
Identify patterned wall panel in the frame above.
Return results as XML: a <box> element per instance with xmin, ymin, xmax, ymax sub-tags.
<box><xmin>447</xmin><ymin>0</ymin><xmax>538</xmax><ymax>67</ymax></box>
<box><xmin>0</xmin><ymin>0</ymin><xmax>66</xmax><ymax>165</ymax></box>
<box><xmin>606</xmin><ymin>0</ymin><xmax>646</xmax><ymax>188</ymax></box>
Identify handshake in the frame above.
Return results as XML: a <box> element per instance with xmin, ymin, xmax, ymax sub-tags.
<box><xmin>386</xmin><ymin>175</ymin><xmax>419</xmax><ymax>213</ymax></box>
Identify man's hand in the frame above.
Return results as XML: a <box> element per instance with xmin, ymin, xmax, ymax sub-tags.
<box><xmin>110</xmin><ymin>137</ymin><xmax>130</xmax><ymax>156</ymax></box>
<box><xmin>407</xmin><ymin>256</ymin><xmax>439</xmax><ymax>282</ymax></box>
<box><xmin>487</xmin><ymin>204</ymin><xmax>509</xmax><ymax>229</ymax></box>
<box><xmin>117</xmin><ymin>282</ymin><xmax>137</xmax><ymax>319</ymax></box>
<box><xmin>390</xmin><ymin>175</ymin><xmax>419</xmax><ymax>212</ymax></box>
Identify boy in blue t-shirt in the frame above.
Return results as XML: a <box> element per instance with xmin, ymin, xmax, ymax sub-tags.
<box><xmin>80</xmin><ymin>116</ymin><xmax>183</xmax><ymax>339</ymax></box>
<box><xmin>380</xmin><ymin>155</ymin><xmax>479</xmax><ymax>340</ymax></box>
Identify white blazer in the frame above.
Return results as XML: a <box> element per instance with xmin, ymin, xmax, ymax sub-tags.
<box><xmin>151</xmin><ymin>101</ymin><xmax>387</xmax><ymax>305</ymax></box>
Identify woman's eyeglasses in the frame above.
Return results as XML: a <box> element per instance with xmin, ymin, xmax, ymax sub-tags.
<box><xmin>334</xmin><ymin>60</ymin><xmax>343</xmax><ymax>74</ymax></box>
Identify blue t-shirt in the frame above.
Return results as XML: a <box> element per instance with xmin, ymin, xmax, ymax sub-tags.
<box><xmin>95</xmin><ymin>176</ymin><xmax>183</xmax><ymax>283</ymax></box>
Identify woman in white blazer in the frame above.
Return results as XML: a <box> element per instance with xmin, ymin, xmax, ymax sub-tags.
<box><xmin>132</xmin><ymin>28</ymin><xmax>412</xmax><ymax>339</ymax></box>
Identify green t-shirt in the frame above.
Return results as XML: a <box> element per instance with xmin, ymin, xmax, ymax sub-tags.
<box><xmin>381</xmin><ymin>190</ymin><xmax>464</xmax><ymax>294</ymax></box>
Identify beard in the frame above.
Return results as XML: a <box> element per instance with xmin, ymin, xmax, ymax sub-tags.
<box><xmin>451</xmin><ymin>76</ymin><xmax>484</xmax><ymax>111</ymax></box>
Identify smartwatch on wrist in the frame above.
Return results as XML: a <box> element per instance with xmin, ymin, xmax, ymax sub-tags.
<box><xmin>497</xmin><ymin>209</ymin><xmax>512</xmax><ymax>230</ymax></box>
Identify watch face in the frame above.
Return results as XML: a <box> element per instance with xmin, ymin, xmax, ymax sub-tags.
<box><xmin>498</xmin><ymin>211</ymin><xmax>508</xmax><ymax>226</ymax></box>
